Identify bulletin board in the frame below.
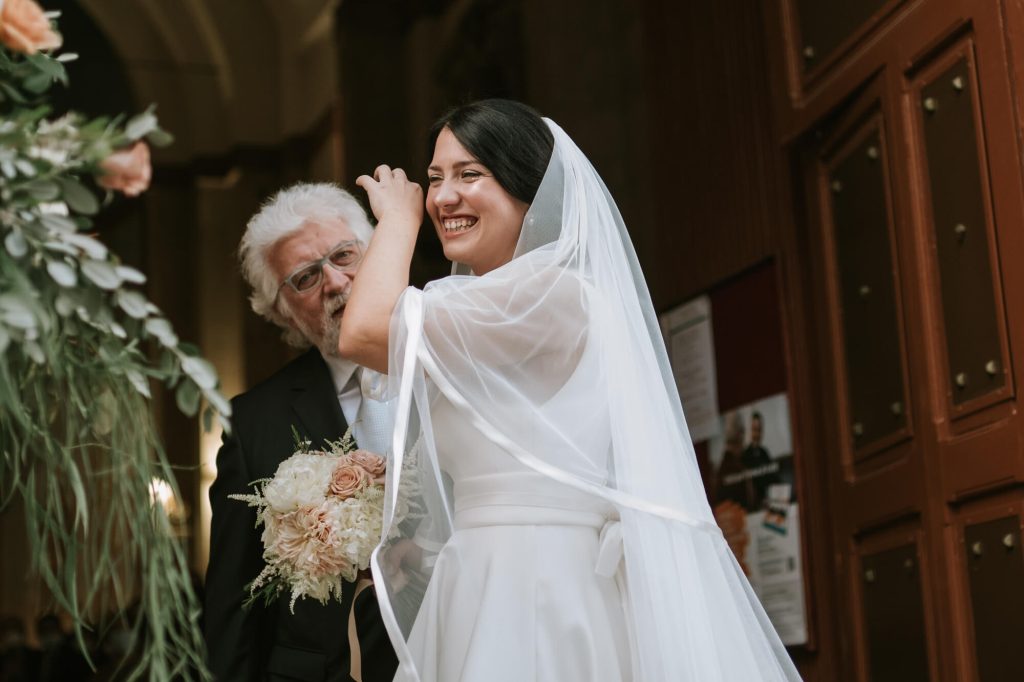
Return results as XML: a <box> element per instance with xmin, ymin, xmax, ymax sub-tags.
<box><xmin>661</xmin><ymin>259</ymin><xmax>809</xmax><ymax>646</ymax></box>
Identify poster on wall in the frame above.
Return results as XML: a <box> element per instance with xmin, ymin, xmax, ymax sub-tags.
<box><xmin>659</xmin><ymin>295</ymin><xmax>721</xmax><ymax>442</ymax></box>
<box><xmin>707</xmin><ymin>393</ymin><xmax>808</xmax><ymax>645</ymax></box>
<box><xmin>661</xmin><ymin>263</ymin><xmax>810</xmax><ymax>646</ymax></box>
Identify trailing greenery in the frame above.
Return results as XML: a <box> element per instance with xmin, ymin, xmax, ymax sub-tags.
<box><xmin>0</xmin><ymin>8</ymin><xmax>228</xmax><ymax>680</ymax></box>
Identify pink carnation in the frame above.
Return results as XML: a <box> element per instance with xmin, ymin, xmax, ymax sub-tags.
<box><xmin>298</xmin><ymin>506</ymin><xmax>351</xmax><ymax>577</ymax></box>
<box><xmin>263</xmin><ymin>510</ymin><xmax>307</xmax><ymax>563</ymax></box>
<box><xmin>263</xmin><ymin>506</ymin><xmax>352</xmax><ymax>579</ymax></box>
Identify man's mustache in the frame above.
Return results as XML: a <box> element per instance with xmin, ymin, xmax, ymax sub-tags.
<box><xmin>323</xmin><ymin>291</ymin><xmax>349</xmax><ymax>319</ymax></box>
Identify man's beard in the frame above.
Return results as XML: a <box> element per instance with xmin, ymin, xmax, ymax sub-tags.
<box><xmin>297</xmin><ymin>291</ymin><xmax>348</xmax><ymax>358</ymax></box>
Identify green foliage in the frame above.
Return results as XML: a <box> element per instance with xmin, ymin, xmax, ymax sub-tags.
<box><xmin>0</xmin><ymin>10</ymin><xmax>226</xmax><ymax>681</ymax></box>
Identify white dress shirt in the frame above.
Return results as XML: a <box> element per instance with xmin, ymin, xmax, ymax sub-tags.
<box><xmin>324</xmin><ymin>353</ymin><xmax>392</xmax><ymax>454</ymax></box>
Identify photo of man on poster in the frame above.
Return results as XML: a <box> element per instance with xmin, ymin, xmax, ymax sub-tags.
<box><xmin>707</xmin><ymin>393</ymin><xmax>807</xmax><ymax>646</ymax></box>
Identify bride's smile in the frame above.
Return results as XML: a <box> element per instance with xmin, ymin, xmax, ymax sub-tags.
<box><xmin>426</xmin><ymin>127</ymin><xmax>529</xmax><ymax>274</ymax></box>
<box><xmin>441</xmin><ymin>215</ymin><xmax>477</xmax><ymax>233</ymax></box>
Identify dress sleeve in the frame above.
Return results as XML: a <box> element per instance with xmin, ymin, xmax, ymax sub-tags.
<box><xmin>417</xmin><ymin>262</ymin><xmax>590</xmax><ymax>399</ymax></box>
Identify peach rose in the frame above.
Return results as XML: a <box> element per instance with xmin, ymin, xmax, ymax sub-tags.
<box><xmin>98</xmin><ymin>141</ymin><xmax>151</xmax><ymax>197</ymax></box>
<box><xmin>349</xmin><ymin>449</ymin><xmax>386</xmax><ymax>476</ymax></box>
<box><xmin>0</xmin><ymin>0</ymin><xmax>61</xmax><ymax>54</ymax></box>
<box><xmin>329</xmin><ymin>462</ymin><xmax>369</xmax><ymax>499</ymax></box>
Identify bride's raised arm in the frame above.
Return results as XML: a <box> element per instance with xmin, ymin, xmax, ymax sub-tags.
<box><xmin>339</xmin><ymin>165</ymin><xmax>423</xmax><ymax>372</ymax></box>
<box><xmin>342</xmin><ymin>165</ymin><xmax>588</xmax><ymax>384</ymax></box>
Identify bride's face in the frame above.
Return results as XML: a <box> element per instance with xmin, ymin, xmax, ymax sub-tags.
<box><xmin>426</xmin><ymin>127</ymin><xmax>530</xmax><ymax>274</ymax></box>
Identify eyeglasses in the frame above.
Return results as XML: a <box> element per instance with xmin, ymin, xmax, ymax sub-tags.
<box><xmin>277</xmin><ymin>240</ymin><xmax>363</xmax><ymax>295</ymax></box>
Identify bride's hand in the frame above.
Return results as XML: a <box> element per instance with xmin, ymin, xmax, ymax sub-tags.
<box><xmin>381</xmin><ymin>538</ymin><xmax>424</xmax><ymax>594</ymax></box>
<box><xmin>356</xmin><ymin>165</ymin><xmax>423</xmax><ymax>226</ymax></box>
<box><xmin>384</xmin><ymin>537</ymin><xmax>423</xmax><ymax>575</ymax></box>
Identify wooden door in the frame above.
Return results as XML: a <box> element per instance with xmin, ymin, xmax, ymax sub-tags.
<box><xmin>766</xmin><ymin>1</ymin><xmax>1024</xmax><ymax>679</ymax></box>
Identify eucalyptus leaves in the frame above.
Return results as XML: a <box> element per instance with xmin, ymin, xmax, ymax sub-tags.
<box><xmin>0</xmin><ymin>55</ymin><xmax>228</xmax><ymax>428</ymax></box>
<box><xmin>1</xmin><ymin>4</ymin><xmax>227</xmax><ymax>679</ymax></box>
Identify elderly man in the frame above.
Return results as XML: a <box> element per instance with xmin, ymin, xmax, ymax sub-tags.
<box><xmin>204</xmin><ymin>183</ymin><xmax>397</xmax><ymax>681</ymax></box>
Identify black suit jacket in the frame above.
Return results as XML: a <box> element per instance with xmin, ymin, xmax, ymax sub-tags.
<box><xmin>205</xmin><ymin>349</ymin><xmax>397</xmax><ymax>682</ymax></box>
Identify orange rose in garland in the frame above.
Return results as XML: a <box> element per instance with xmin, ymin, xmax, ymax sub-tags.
<box><xmin>0</xmin><ymin>0</ymin><xmax>61</xmax><ymax>54</ymax></box>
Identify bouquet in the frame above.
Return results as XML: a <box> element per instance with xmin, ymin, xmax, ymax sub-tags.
<box><xmin>232</xmin><ymin>428</ymin><xmax>418</xmax><ymax>612</ymax></box>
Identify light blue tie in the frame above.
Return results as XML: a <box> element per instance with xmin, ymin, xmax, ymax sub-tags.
<box><xmin>353</xmin><ymin>368</ymin><xmax>392</xmax><ymax>454</ymax></box>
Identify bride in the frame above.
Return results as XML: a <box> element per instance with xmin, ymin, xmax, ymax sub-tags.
<box><xmin>339</xmin><ymin>99</ymin><xmax>800</xmax><ymax>681</ymax></box>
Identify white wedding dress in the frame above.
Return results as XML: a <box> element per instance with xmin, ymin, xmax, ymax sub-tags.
<box><xmin>373</xmin><ymin>118</ymin><xmax>802</xmax><ymax>682</ymax></box>
<box><xmin>398</xmin><ymin>393</ymin><xmax>631</xmax><ymax>682</ymax></box>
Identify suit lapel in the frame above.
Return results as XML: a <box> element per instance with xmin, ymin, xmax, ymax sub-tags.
<box><xmin>289</xmin><ymin>349</ymin><xmax>348</xmax><ymax>448</ymax></box>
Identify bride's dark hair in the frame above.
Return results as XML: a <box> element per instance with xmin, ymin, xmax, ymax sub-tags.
<box><xmin>429</xmin><ymin>99</ymin><xmax>554</xmax><ymax>205</ymax></box>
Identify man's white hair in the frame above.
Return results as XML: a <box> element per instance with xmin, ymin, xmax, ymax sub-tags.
<box><xmin>239</xmin><ymin>182</ymin><xmax>373</xmax><ymax>346</ymax></box>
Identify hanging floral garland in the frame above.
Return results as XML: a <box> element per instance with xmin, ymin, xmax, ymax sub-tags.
<box><xmin>0</xmin><ymin>1</ymin><xmax>228</xmax><ymax>678</ymax></box>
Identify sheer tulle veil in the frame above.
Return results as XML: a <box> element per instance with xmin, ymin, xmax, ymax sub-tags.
<box><xmin>370</xmin><ymin>119</ymin><xmax>802</xmax><ymax>681</ymax></box>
